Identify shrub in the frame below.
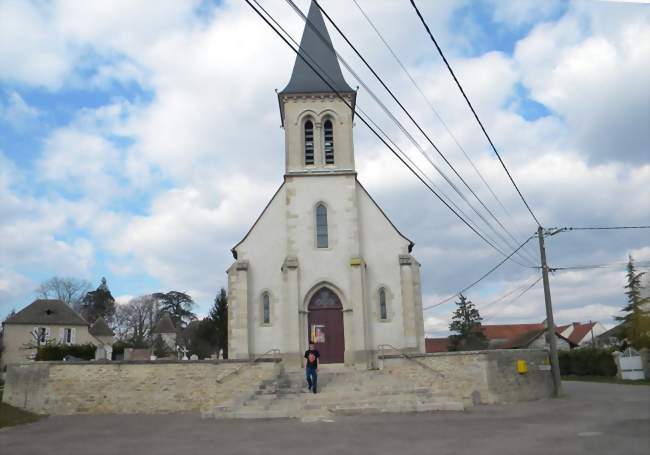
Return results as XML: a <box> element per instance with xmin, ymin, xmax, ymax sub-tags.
<box><xmin>559</xmin><ymin>348</ymin><xmax>617</xmax><ymax>377</ymax></box>
<box><xmin>35</xmin><ymin>343</ymin><xmax>96</xmax><ymax>361</ymax></box>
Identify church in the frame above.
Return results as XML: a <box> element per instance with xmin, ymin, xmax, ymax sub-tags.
<box><xmin>227</xmin><ymin>2</ymin><xmax>425</xmax><ymax>367</ymax></box>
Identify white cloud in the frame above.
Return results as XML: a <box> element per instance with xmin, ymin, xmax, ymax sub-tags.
<box><xmin>0</xmin><ymin>0</ymin><xmax>648</xmax><ymax>326</ymax></box>
<box><xmin>514</xmin><ymin>3</ymin><xmax>650</xmax><ymax>163</ymax></box>
<box><xmin>489</xmin><ymin>0</ymin><xmax>565</xmax><ymax>27</ymax></box>
<box><xmin>115</xmin><ymin>294</ymin><xmax>134</xmax><ymax>306</ymax></box>
<box><xmin>104</xmin><ymin>174</ymin><xmax>277</xmax><ymax>302</ymax></box>
<box><xmin>0</xmin><ymin>268</ymin><xmax>35</xmax><ymax>313</ymax></box>
<box><xmin>0</xmin><ymin>1</ymin><xmax>72</xmax><ymax>89</ymax></box>
<box><xmin>0</xmin><ymin>91</ymin><xmax>40</xmax><ymax>130</ymax></box>
<box><xmin>424</xmin><ymin>315</ymin><xmax>449</xmax><ymax>336</ymax></box>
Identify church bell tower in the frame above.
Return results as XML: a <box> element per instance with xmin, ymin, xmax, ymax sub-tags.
<box><xmin>278</xmin><ymin>1</ymin><xmax>357</xmax><ymax>175</ymax></box>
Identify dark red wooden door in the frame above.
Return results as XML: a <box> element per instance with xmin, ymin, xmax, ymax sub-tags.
<box><xmin>308</xmin><ymin>288</ymin><xmax>344</xmax><ymax>363</ymax></box>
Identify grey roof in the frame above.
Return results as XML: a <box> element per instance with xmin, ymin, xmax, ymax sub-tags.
<box><xmin>152</xmin><ymin>314</ymin><xmax>176</xmax><ymax>334</ymax></box>
<box><xmin>279</xmin><ymin>1</ymin><xmax>354</xmax><ymax>95</ymax></box>
<box><xmin>4</xmin><ymin>299</ymin><xmax>88</xmax><ymax>326</ymax></box>
<box><xmin>89</xmin><ymin>317</ymin><xmax>114</xmax><ymax>337</ymax></box>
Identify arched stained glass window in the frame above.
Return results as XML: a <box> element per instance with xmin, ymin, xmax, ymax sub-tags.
<box><xmin>323</xmin><ymin>119</ymin><xmax>334</xmax><ymax>164</ymax></box>
<box><xmin>304</xmin><ymin>120</ymin><xmax>314</xmax><ymax>165</ymax></box>
<box><xmin>316</xmin><ymin>204</ymin><xmax>328</xmax><ymax>248</ymax></box>
<box><xmin>379</xmin><ymin>287</ymin><xmax>387</xmax><ymax>320</ymax></box>
<box><xmin>262</xmin><ymin>292</ymin><xmax>270</xmax><ymax>324</ymax></box>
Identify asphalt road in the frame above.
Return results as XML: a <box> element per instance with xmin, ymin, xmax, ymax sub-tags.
<box><xmin>1</xmin><ymin>381</ymin><xmax>648</xmax><ymax>455</ymax></box>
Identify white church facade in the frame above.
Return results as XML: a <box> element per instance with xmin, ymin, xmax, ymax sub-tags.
<box><xmin>227</xmin><ymin>2</ymin><xmax>425</xmax><ymax>367</ymax></box>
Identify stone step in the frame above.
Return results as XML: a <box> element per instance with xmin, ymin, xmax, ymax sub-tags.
<box><xmin>331</xmin><ymin>400</ymin><xmax>463</xmax><ymax>416</ymax></box>
<box><xmin>213</xmin><ymin>398</ymin><xmax>463</xmax><ymax>420</ymax></box>
<box><xmin>209</xmin><ymin>365</ymin><xmax>463</xmax><ymax>421</ymax></box>
<box><xmin>231</xmin><ymin>393</ymin><xmax>462</xmax><ymax>410</ymax></box>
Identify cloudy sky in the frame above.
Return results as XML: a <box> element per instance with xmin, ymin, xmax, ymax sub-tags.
<box><xmin>1</xmin><ymin>0</ymin><xmax>648</xmax><ymax>335</ymax></box>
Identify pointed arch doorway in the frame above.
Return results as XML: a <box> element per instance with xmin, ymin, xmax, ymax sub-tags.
<box><xmin>308</xmin><ymin>287</ymin><xmax>344</xmax><ymax>363</ymax></box>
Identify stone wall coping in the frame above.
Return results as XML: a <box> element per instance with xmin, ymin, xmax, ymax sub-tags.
<box><xmin>379</xmin><ymin>348</ymin><xmax>549</xmax><ymax>359</ymax></box>
<box><xmin>9</xmin><ymin>358</ymin><xmax>281</xmax><ymax>366</ymax></box>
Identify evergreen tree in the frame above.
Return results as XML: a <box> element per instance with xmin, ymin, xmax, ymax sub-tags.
<box><xmin>152</xmin><ymin>291</ymin><xmax>196</xmax><ymax>329</ymax></box>
<box><xmin>184</xmin><ymin>318</ymin><xmax>219</xmax><ymax>359</ymax></box>
<box><xmin>616</xmin><ymin>255</ymin><xmax>650</xmax><ymax>349</ymax></box>
<box><xmin>448</xmin><ymin>294</ymin><xmax>488</xmax><ymax>351</ymax></box>
<box><xmin>210</xmin><ymin>288</ymin><xmax>228</xmax><ymax>358</ymax></box>
<box><xmin>81</xmin><ymin>277</ymin><xmax>116</xmax><ymax>325</ymax></box>
<box><xmin>152</xmin><ymin>334</ymin><xmax>171</xmax><ymax>358</ymax></box>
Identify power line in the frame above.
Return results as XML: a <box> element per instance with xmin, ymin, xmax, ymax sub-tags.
<box><xmin>548</xmin><ymin>261</ymin><xmax>650</xmax><ymax>271</ymax></box>
<box><xmin>350</xmin><ymin>0</ymin><xmax>538</xmax><ymax>264</ymax></box>
<box><xmin>286</xmin><ymin>0</ymin><xmax>535</xmax><ymax>267</ymax></box>
<box><xmin>479</xmin><ymin>275</ymin><xmax>541</xmax><ymax>312</ymax></box>
<box><xmin>552</xmin><ymin>225</ymin><xmax>650</xmax><ymax>232</ymax></box>
<box><xmin>409</xmin><ymin>0</ymin><xmax>542</xmax><ymax>228</ymax></box>
<box><xmin>251</xmin><ymin>0</ymin><xmax>516</xmax><ymax>263</ymax></box>
<box><xmin>244</xmin><ymin>0</ymin><xmax>525</xmax><ymax>261</ymax></box>
<box><xmin>483</xmin><ymin>276</ymin><xmax>543</xmax><ymax>321</ymax></box>
<box><xmin>309</xmin><ymin>0</ymin><xmax>537</xmax><ymax>266</ymax></box>
<box><xmin>423</xmin><ymin>234</ymin><xmax>536</xmax><ymax>311</ymax></box>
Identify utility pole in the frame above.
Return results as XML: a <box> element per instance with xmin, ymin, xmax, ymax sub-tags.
<box><xmin>537</xmin><ymin>226</ymin><xmax>563</xmax><ymax>397</ymax></box>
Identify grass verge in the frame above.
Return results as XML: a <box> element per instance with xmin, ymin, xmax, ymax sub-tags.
<box><xmin>562</xmin><ymin>375</ymin><xmax>650</xmax><ymax>386</ymax></box>
<box><xmin>0</xmin><ymin>387</ymin><xmax>45</xmax><ymax>429</ymax></box>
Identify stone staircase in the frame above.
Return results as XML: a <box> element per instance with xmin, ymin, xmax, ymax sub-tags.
<box><xmin>210</xmin><ymin>364</ymin><xmax>464</xmax><ymax>420</ymax></box>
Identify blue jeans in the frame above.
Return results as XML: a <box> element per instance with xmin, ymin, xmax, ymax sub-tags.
<box><xmin>306</xmin><ymin>367</ymin><xmax>318</xmax><ymax>393</ymax></box>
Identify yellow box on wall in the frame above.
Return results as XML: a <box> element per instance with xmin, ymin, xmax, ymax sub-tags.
<box><xmin>517</xmin><ymin>360</ymin><xmax>528</xmax><ymax>374</ymax></box>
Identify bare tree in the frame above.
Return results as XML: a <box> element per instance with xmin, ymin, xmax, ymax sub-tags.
<box><xmin>35</xmin><ymin>277</ymin><xmax>92</xmax><ymax>310</ymax></box>
<box><xmin>114</xmin><ymin>295</ymin><xmax>159</xmax><ymax>344</ymax></box>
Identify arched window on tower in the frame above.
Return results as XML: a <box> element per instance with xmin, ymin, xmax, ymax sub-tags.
<box><xmin>304</xmin><ymin>120</ymin><xmax>314</xmax><ymax>165</ymax></box>
<box><xmin>379</xmin><ymin>287</ymin><xmax>387</xmax><ymax>320</ymax></box>
<box><xmin>316</xmin><ymin>203</ymin><xmax>328</xmax><ymax>248</ymax></box>
<box><xmin>323</xmin><ymin>119</ymin><xmax>334</xmax><ymax>164</ymax></box>
<box><xmin>262</xmin><ymin>292</ymin><xmax>270</xmax><ymax>324</ymax></box>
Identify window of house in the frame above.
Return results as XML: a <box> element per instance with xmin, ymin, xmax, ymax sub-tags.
<box><xmin>304</xmin><ymin>120</ymin><xmax>314</xmax><ymax>165</ymax></box>
<box><xmin>64</xmin><ymin>328</ymin><xmax>73</xmax><ymax>344</ymax></box>
<box><xmin>379</xmin><ymin>287</ymin><xmax>387</xmax><ymax>320</ymax></box>
<box><xmin>323</xmin><ymin>119</ymin><xmax>334</xmax><ymax>164</ymax></box>
<box><xmin>316</xmin><ymin>204</ymin><xmax>328</xmax><ymax>248</ymax></box>
<box><xmin>262</xmin><ymin>292</ymin><xmax>270</xmax><ymax>324</ymax></box>
<box><xmin>35</xmin><ymin>327</ymin><xmax>47</xmax><ymax>343</ymax></box>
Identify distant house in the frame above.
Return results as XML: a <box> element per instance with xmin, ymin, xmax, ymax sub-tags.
<box><xmin>596</xmin><ymin>322</ymin><xmax>627</xmax><ymax>348</ymax></box>
<box><xmin>557</xmin><ymin>321</ymin><xmax>607</xmax><ymax>347</ymax></box>
<box><xmin>89</xmin><ymin>317</ymin><xmax>115</xmax><ymax>360</ymax></box>
<box><xmin>425</xmin><ymin>338</ymin><xmax>450</xmax><ymax>353</ymax></box>
<box><xmin>151</xmin><ymin>313</ymin><xmax>177</xmax><ymax>352</ymax></box>
<box><xmin>425</xmin><ymin>322</ymin><xmax>577</xmax><ymax>354</ymax></box>
<box><xmin>1</xmin><ymin>299</ymin><xmax>114</xmax><ymax>370</ymax></box>
<box><xmin>481</xmin><ymin>323</ymin><xmax>576</xmax><ymax>351</ymax></box>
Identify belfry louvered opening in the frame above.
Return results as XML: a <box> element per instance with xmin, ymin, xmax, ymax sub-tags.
<box><xmin>324</xmin><ymin>119</ymin><xmax>334</xmax><ymax>164</ymax></box>
<box><xmin>304</xmin><ymin>120</ymin><xmax>315</xmax><ymax>165</ymax></box>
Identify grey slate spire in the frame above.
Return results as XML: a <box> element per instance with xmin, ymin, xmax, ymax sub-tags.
<box><xmin>279</xmin><ymin>1</ymin><xmax>354</xmax><ymax>95</ymax></box>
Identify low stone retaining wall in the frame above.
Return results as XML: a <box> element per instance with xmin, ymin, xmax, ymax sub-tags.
<box><xmin>381</xmin><ymin>349</ymin><xmax>553</xmax><ymax>406</ymax></box>
<box><xmin>2</xmin><ymin>359</ymin><xmax>280</xmax><ymax>415</ymax></box>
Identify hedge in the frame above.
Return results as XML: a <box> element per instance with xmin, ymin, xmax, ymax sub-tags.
<box><xmin>559</xmin><ymin>348</ymin><xmax>617</xmax><ymax>377</ymax></box>
<box><xmin>35</xmin><ymin>343</ymin><xmax>96</xmax><ymax>361</ymax></box>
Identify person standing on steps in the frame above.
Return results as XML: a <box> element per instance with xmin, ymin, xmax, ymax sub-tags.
<box><xmin>303</xmin><ymin>343</ymin><xmax>320</xmax><ymax>393</ymax></box>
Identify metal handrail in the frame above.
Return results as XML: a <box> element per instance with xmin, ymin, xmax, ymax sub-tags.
<box><xmin>377</xmin><ymin>343</ymin><xmax>443</xmax><ymax>378</ymax></box>
<box><xmin>215</xmin><ymin>348</ymin><xmax>281</xmax><ymax>384</ymax></box>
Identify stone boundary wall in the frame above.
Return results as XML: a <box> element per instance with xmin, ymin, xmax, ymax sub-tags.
<box><xmin>380</xmin><ymin>349</ymin><xmax>553</xmax><ymax>405</ymax></box>
<box><xmin>3</xmin><ymin>359</ymin><xmax>280</xmax><ymax>415</ymax></box>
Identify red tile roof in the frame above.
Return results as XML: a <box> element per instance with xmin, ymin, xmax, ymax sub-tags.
<box><xmin>480</xmin><ymin>323</ymin><xmax>545</xmax><ymax>341</ymax></box>
<box><xmin>564</xmin><ymin>322</ymin><xmax>597</xmax><ymax>345</ymax></box>
<box><xmin>480</xmin><ymin>323</ymin><xmax>577</xmax><ymax>349</ymax></box>
<box><xmin>425</xmin><ymin>338</ymin><xmax>450</xmax><ymax>353</ymax></box>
